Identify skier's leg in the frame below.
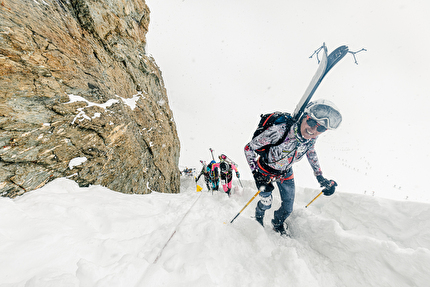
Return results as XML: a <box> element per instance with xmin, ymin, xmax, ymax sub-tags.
<box><xmin>255</xmin><ymin>182</ymin><xmax>275</xmax><ymax>226</ymax></box>
<box><xmin>256</xmin><ymin>191</ymin><xmax>273</xmax><ymax>216</ymax></box>
<box><xmin>273</xmin><ymin>170</ymin><xmax>295</xmax><ymax>227</ymax></box>
<box><xmin>205</xmin><ymin>177</ymin><xmax>211</xmax><ymax>191</ymax></box>
<box><xmin>221</xmin><ymin>174</ymin><xmax>228</xmax><ymax>192</ymax></box>
<box><xmin>226</xmin><ymin>174</ymin><xmax>233</xmax><ymax>195</ymax></box>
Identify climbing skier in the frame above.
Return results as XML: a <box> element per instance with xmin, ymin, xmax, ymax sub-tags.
<box><xmin>211</xmin><ymin>154</ymin><xmax>240</xmax><ymax>196</ymax></box>
<box><xmin>207</xmin><ymin>160</ymin><xmax>220</xmax><ymax>191</ymax></box>
<box><xmin>244</xmin><ymin>99</ymin><xmax>341</xmax><ymax>235</ymax></box>
<box><xmin>195</xmin><ymin>161</ymin><xmax>211</xmax><ymax>191</ymax></box>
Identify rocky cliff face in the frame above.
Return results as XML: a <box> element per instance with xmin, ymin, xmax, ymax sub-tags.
<box><xmin>0</xmin><ymin>0</ymin><xmax>181</xmax><ymax>197</ymax></box>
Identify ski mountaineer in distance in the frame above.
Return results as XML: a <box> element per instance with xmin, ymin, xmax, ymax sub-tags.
<box><xmin>196</xmin><ymin>160</ymin><xmax>220</xmax><ymax>191</ymax></box>
<box><xmin>211</xmin><ymin>154</ymin><xmax>240</xmax><ymax>197</ymax></box>
<box><xmin>207</xmin><ymin>160</ymin><xmax>220</xmax><ymax>191</ymax></box>
<box><xmin>244</xmin><ymin>99</ymin><xmax>341</xmax><ymax>235</ymax></box>
<box><xmin>195</xmin><ymin>161</ymin><xmax>212</xmax><ymax>191</ymax></box>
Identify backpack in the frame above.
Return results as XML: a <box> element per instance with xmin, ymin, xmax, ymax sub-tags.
<box><xmin>219</xmin><ymin>161</ymin><xmax>230</xmax><ymax>174</ymax></box>
<box><xmin>208</xmin><ymin>162</ymin><xmax>219</xmax><ymax>180</ymax></box>
<box><xmin>252</xmin><ymin>112</ymin><xmax>295</xmax><ymax>159</ymax></box>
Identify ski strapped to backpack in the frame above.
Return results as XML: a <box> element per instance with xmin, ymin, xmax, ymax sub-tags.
<box><xmin>292</xmin><ymin>43</ymin><xmax>349</xmax><ymax>122</ymax></box>
<box><xmin>292</xmin><ymin>42</ymin><xmax>366</xmax><ymax>122</ymax></box>
<box><xmin>250</xmin><ymin>43</ymin><xmax>365</xmax><ymax>162</ymax></box>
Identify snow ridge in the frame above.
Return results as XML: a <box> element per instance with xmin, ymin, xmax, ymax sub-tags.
<box><xmin>0</xmin><ymin>177</ymin><xmax>429</xmax><ymax>286</ymax></box>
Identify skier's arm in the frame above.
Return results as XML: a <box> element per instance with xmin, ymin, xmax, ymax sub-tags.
<box><xmin>306</xmin><ymin>144</ymin><xmax>322</xmax><ymax>176</ymax></box>
<box><xmin>231</xmin><ymin>164</ymin><xmax>238</xmax><ymax>172</ymax></box>
<box><xmin>231</xmin><ymin>164</ymin><xmax>240</xmax><ymax>178</ymax></box>
<box><xmin>196</xmin><ymin>166</ymin><xmax>206</xmax><ymax>181</ymax></box>
<box><xmin>244</xmin><ymin>124</ymin><xmax>287</xmax><ymax>172</ymax></box>
<box><xmin>306</xmin><ymin>143</ymin><xmax>338</xmax><ymax>196</ymax></box>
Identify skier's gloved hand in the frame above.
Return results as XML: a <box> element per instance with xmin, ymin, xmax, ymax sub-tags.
<box><xmin>253</xmin><ymin>170</ymin><xmax>268</xmax><ymax>183</ymax></box>
<box><xmin>236</xmin><ymin>171</ymin><xmax>240</xmax><ymax>178</ymax></box>
<box><xmin>322</xmin><ymin>181</ymin><xmax>337</xmax><ymax>196</ymax></box>
<box><xmin>253</xmin><ymin>170</ymin><xmax>273</xmax><ymax>192</ymax></box>
<box><xmin>316</xmin><ymin>175</ymin><xmax>331</xmax><ymax>188</ymax></box>
<box><xmin>317</xmin><ymin>175</ymin><xmax>337</xmax><ymax>196</ymax></box>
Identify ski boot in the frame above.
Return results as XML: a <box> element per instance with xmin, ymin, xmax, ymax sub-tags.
<box><xmin>272</xmin><ymin>219</ymin><xmax>288</xmax><ymax>236</ymax></box>
<box><xmin>255</xmin><ymin>207</ymin><xmax>265</xmax><ymax>227</ymax></box>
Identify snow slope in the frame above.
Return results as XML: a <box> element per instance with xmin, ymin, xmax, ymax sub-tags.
<box><xmin>1</xmin><ymin>177</ymin><xmax>429</xmax><ymax>287</ymax></box>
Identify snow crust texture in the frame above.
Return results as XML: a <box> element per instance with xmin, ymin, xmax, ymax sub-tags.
<box><xmin>0</xmin><ymin>177</ymin><xmax>429</xmax><ymax>287</ymax></box>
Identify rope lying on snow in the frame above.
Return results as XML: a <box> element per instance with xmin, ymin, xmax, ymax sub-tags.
<box><xmin>153</xmin><ymin>192</ymin><xmax>202</xmax><ymax>264</ymax></box>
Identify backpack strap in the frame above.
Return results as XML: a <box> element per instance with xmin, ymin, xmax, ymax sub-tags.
<box><xmin>257</xmin><ymin>157</ymin><xmax>292</xmax><ymax>177</ymax></box>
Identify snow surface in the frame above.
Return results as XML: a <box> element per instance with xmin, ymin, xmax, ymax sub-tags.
<box><xmin>1</xmin><ymin>177</ymin><xmax>429</xmax><ymax>287</ymax></box>
<box><xmin>116</xmin><ymin>92</ymin><xmax>146</xmax><ymax>111</ymax></box>
<box><xmin>68</xmin><ymin>157</ymin><xmax>88</xmax><ymax>170</ymax></box>
<box><xmin>66</xmin><ymin>94</ymin><xmax>119</xmax><ymax>125</ymax></box>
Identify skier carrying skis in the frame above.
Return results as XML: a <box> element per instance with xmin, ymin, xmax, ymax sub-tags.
<box><xmin>244</xmin><ymin>99</ymin><xmax>341</xmax><ymax>235</ymax></box>
<box><xmin>211</xmin><ymin>154</ymin><xmax>240</xmax><ymax>196</ymax></box>
<box><xmin>207</xmin><ymin>160</ymin><xmax>220</xmax><ymax>191</ymax></box>
<box><xmin>195</xmin><ymin>161</ymin><xmax>212</xmax><ymax>191</ymax></box>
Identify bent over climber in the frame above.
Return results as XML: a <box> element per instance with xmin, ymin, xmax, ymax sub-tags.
<box><xmin>196</xmin><ymin>161</ymin><xmax>211</xmax><ymax>191</ymax></box>
<box><xmin>211</xmin><ymin>154</ymin><xmax>240</xmax><ymax>196</ymax></box>
<box><xmin>244</xmin><ymin>99</ymin><xmax>341</xmax><ymax>235</ymax></box>
<box><xmin>207</xmin><ymin>160</ymin><xmax>220</xmax><ymax>191</ymax></box>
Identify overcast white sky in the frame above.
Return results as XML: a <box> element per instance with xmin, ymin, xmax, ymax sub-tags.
<box><xmin>145</xmin><ymin>0</ymin><xmax>430</xmax><ymax>195</ymax></box>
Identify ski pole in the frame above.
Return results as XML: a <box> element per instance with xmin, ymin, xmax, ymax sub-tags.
<box><xmin>209</xmin><ymin>148</ymin><xmax>215</xmax><ymax>161</ymax></box>
<box><xmin>305</xmin><ymin>180</ymin><xmax>337</xmax><ymax>208</ymax></box>
<box><xmin>229</xmin><ymin>180</ymin><xmax>271</xmax><ymax>224</ymax></box>
<box><xmin>229</xmin><ymin>189</ymin><xmax>261</xmax><ymax>223</ymax></box>
<box><xmin>305</xmin><ymin>191</ymin><xmax>323</xmax><ymax>208</ymax></box>
<box><xmin>238</xmin><ymin>178</ymin><xmax>243</xmax><ymax>188</ymax></box>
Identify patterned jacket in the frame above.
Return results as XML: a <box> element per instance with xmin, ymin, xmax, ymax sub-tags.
<box><xmin>244</xmin><ymin>122</ymin><xmax>322</xmax><ymax>177</ymax></box>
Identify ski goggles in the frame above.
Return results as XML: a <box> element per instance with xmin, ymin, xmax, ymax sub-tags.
<box><xmin>306</xmin><ymin>115</ymin><xmax>327</xmax><ymax>132</ymax></box>
<box><xmin>308</xmin><ymin>104</ymin><xmax>342</xmax><ymax>130</ymax></box>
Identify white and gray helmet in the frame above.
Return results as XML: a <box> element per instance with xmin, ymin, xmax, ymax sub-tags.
<box><xmin>304</xmin><ymin>99</ymin><xmax>342</xmax><ymax>130</ymax></box>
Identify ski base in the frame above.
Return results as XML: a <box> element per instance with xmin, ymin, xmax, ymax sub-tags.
<box><xmin>292</xmin><ymin>43</ymin><xmax>349</xmax><ymax>122</ymax></box>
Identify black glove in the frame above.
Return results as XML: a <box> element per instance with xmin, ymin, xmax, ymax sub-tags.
<box><xmin>236</xmin><ymin>171</ymin><xmax>240</xmax><ymax>178</ymax></box>
<box><xmin>253</xmin><ymin>170</ymin><xmax>273</xmax><ymax>192</ymax></box>
<box><xmin>317</xmin><ymin>175</ymin><xmax>337</xmax><ymax>196</ymax></box>
<box><xmin>316</xmin><ymin>175</ymin><xmax>331</xmax><ymax>188</ymax></box>
<box><xmin>253</xmin><ymin>170</ymin><xmax>268</xmax><ymax>183</ymax></box>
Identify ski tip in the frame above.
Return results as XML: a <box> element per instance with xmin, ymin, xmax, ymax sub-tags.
<box><xmin>340</xmin><ymin>45</ymin><xmax>349</xmax><ymax>52</ymax></box>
